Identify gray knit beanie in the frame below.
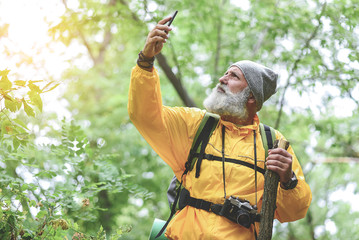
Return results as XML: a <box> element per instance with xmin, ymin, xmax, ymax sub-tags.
<box><xmin>231</xmin><ymin>60</ymin><xmax>278</xmax><ymax>111</ymax></box>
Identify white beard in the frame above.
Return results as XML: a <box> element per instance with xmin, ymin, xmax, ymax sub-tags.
<box><xmin>203</xmin><ymin>84</ymin><xmax>251</xmax><ymax>119</ymax></box>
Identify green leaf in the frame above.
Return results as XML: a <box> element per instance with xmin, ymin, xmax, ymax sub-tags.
<box><xmin>21</xmin><ymin>184</ymin><xmax>28</xmax><ymax>191</ymax></box>
<box><xmin>1</xmin><ymin>120</ymin><xmax>12</xmax><ymax>136</ymax></box>
<box><xmin>36</xmin><ymin>210</ymin><xmax>47</xmax><ymax>219</ymax></box>
<box><xmin>15</xmin><ymin>98</ymin><xmax>22</xmax><ymax>110</ymax></box>
<box><xmin>0</xmin><ymin>74</ymin><xmax>12</xmax><ymax>91</ymax></box>
<box><xmin>13</xmin><ymin>137</ymin><xmax>21</xmax><ymax>150</ymax></box>
<box><xmin>28</xmin><ymin>90</ymin><xmax>43</xmax><ymax>112</ymax></box>
<box><xmin>5</xmin><ymin>97</ymin><xmax>17</xmax><ymax>112</ymax></box>
<box><xmin>14</xmin><ymin>80</ymin><xmax>27</xmax><ymax>86</ymax></box>
<box><xmin>14</xmin><ymin>80</ymin><xmax>26</xmax><ymax>87</ymax></box>
<box><xmin>35</xmin><ymin>170</ymin><xmax>57</xmax><ymax>178</ymax></box>
<box><xmin>0</xmin><ymin>69</ymin><xmax>10</xmax><ymax>77</ymax></box>
<box><xmin>22</xmin><ymin>99</ymin><xmax>35</xmax><ymax>117</ymax></box>
<box><xmin>42</xmin><ymin>81</ymin><xmax>60</xmax><ymax>93</ymax></box>
<box><xmin>4</xmin><ymin>96</ymin><xmax>22</xmax><ymax>113</ymax></box>
<box><xmin>97</xmin><ymin>225</ymin><xmax>105</xmax><ymax>239</ymax></box>
<box><xmin>29</xmin><ymin>200</ymin><xmax>37</xmax><ymax>207</ymax></box>
<box><xmin>13</xmin><ymin>118</ymin><xmax>29</xmax><ymax>131</ymax></box>
<box><xmin>28</xmin><ymin>81</ymin><xmax>41</xmax><ymax>93</ymax></box>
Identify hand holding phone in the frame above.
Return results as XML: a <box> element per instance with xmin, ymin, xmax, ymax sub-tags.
<box><xmin>142</xmin><ymin>11</ymin><xmax>178</xmax><ymax>59</ymax></box>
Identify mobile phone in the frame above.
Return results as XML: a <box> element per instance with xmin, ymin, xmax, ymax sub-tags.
<box><xmin>167</xmin><ymin>10</ymin><xmax>178</xmax><ymax>27</ymax></box>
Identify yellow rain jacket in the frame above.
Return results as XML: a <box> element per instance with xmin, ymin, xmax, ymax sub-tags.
<box><xmin>128</xmin><ymin>65</ymin><xmax>312</xmax><ymax>240</ymax></box>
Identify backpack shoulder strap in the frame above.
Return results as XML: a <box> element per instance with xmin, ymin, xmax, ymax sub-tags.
<box><xmin>259</xmin><ymin>123</ymin><xmax>276</xmax><ymax>159</ymax></box>
<box><xmin>160</xmin><ymin>112</ymin><xmax>220</xmax><ymax>237</ymax></box>
<box><xmin>185</xmin><ymin>112</ymin><xmax>220</xmax><ymax>175</ymax></box>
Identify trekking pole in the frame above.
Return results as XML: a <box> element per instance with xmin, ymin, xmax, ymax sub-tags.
<box><xmin>258</xmin><ymin>139</ymin><xmax>290</xmax><ymax>240</ymax></box>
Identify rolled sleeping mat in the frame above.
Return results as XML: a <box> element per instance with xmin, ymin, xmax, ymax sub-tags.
<box><xmin>148</xmin><ymin>218</ymin><xmax>167</xmax><ymax>240</ymax></box>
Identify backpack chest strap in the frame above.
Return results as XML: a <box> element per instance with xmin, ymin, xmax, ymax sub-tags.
<box><xmin>192</xmin><ymin>153</ymin><xmax>266</xmax><ymax>175</ymax></box>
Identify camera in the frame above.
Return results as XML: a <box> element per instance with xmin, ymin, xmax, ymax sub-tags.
<box><xmin>219</xmin><ymin>196</ymin><xmax>260</xmax><ymax>228</ymax></box>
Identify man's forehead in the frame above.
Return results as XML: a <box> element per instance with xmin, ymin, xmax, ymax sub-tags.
<box><xmin>227</xmin><ymin>66</ymin><xmax>245</xmax><ymax>77</ymax></box>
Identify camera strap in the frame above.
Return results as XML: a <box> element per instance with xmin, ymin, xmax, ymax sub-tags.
<box><xmin>221</xmin><ymin>125</ymin><xmax>227</xmax><ymax>200</ymax></box>
<box><xmin>254</xmin><ymin>129</ymin><xmax>258</xmax><ymax>208</ymax></box>
<box><xmin>222</xmin><ymin>126</ymin><xmax>260</xmax><ymax>240</ymax></box>
<box><xmin>253</xmin><ymin>129</ymin><xmax>259</xmax><ymax>240</ymax></box>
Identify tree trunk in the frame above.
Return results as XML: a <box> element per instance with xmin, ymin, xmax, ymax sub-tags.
<box><xmin>156</xmin><ymin>53</ymin><xmax>197</xmax><ymax>107</ymax></box>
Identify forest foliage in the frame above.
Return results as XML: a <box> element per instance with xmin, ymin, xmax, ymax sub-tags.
<box><xmin>0</xmin><ymin>0</ymin><xmax>359</xmax><ymax>239</ymax></box>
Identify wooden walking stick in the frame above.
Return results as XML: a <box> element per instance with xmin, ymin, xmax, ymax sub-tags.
<box><xmin>258</xmin><ymin>138</ymin><xmax>290</xmax><ymax>240</ymax></box>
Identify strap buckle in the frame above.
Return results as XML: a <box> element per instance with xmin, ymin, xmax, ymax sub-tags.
<box><xmin>192</xmin><ymin>198</ymin><xmax>211</xmax><ymax>211</ymax></box>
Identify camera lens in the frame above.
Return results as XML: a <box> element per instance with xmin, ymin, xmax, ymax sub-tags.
<box><xmin>236</xmin><ymin>212</ymin><xmax>251</xmax><ymax>228</ymax></box>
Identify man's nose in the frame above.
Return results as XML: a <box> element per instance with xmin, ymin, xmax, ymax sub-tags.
<box><xmin>219</xmin><ymin>75</ymin><xmax>228</xmax><ymax>84</ymax></box>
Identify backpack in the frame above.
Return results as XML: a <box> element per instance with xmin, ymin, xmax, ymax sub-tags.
<box><xmin>167</xmin><ymin>112</ymin><xmax>276</xmax><ymax>210</ymax></box>
<box><xmin>154</xmin><ymin>112</ymin><xmax>276</xmax><ymax>239</ymax></box>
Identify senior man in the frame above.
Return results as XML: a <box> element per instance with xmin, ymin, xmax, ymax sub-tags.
<box><xmin>128</xmin><ymin>16</ymin><xmax>312</xmax><ymax>240</ymax></box>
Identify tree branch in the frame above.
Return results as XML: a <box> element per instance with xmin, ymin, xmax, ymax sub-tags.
<box><xmin>119</xmin><ymin>0</ymin><xmax>141</xmax><ymax>22</ymax></box>
<box><xmin>213</xmin><ymin>19</ymin><xmax>222</xmax><ymax>81</ymax></box>
<box><xmin>315</xmin><ymin>157</ymin><xmax>359</xmax><ymax>163</ymax></box>
<box><xmin>213</xmin><ymin>0</ymin><xmax>228</xmax><ymax>83</ymax></box>
<box><xmin>96</xmin><ymin>29</ymin><xmax>112</xmax><ymax>64</ymax></box>
<box><xmin>168</xmin><ymin>41</ymin><xmax>183</xmax><ymax>81</ymax></box>
<box><xmin>251</xmin><ymin>0</ymin><xmax>279</xmax><ymax>58</ymax></box>
<box><xmin>156</xmin><ymin>53</ymin><xmax>197</xmax><ymax>107</ymax></box>
<box><xmin>61</xmin><ymin>0</ymin><xmax>116</xmax><ymax>66</ymax></box>
<box><xmin>275</xmin><ymin>2</ymin><xmax>327</xmax><ymax>129</ymax></box>
<box><xmin>213</xmin><ymin>12</ymin><xmax>222</xmax><ymax>82</ymax></box>
<box><xmin>94</xmin><ymin>0</ymin><xmax>117</xmax><ymax>65</ymax></box>
<box><xmin>251</xmin><ymin>28</ymin><xmax>268</xmax><ymax>58</ymax></box>
<box><xmin>77</xmin><ymin>30</ymin><xmax>97</xmax><ymax>63</ymax></box>
<box><xmin>346</xmin><ymin>88</ymin><xmax>359</xmax><ymax>107</ymax></box>
<box><xmin>305</xmin><ymin>209</ymin><xmax>316</xmax><ymax>240</ymax></box>
<box><xmin>61</xmin><ymin>0</ymin><xmax>97</xmax><ymax>63</ymax></box>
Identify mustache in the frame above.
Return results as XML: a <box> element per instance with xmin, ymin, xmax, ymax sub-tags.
<box><xmin>215</xmin><ymin>84</ymin><xmax>229</xmax><ymax>93</ymax></box>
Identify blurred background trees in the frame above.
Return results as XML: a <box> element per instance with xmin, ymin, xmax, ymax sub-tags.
<box><xmin>0</xmin><ymin>0</ymin><xmax>358</xmax><ymax>239</ymax></box>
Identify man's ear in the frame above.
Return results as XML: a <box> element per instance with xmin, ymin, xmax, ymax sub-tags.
<box><xmin>248</xmin><ymin>92</ymin><xmax>256</xmax><ymax>104</ymax></box>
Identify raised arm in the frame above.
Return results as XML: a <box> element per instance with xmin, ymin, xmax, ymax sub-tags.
<box><xmin>128</xmin><ymin>17</ymin><xmax>204</xmax><ymax>176</ymax></box>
